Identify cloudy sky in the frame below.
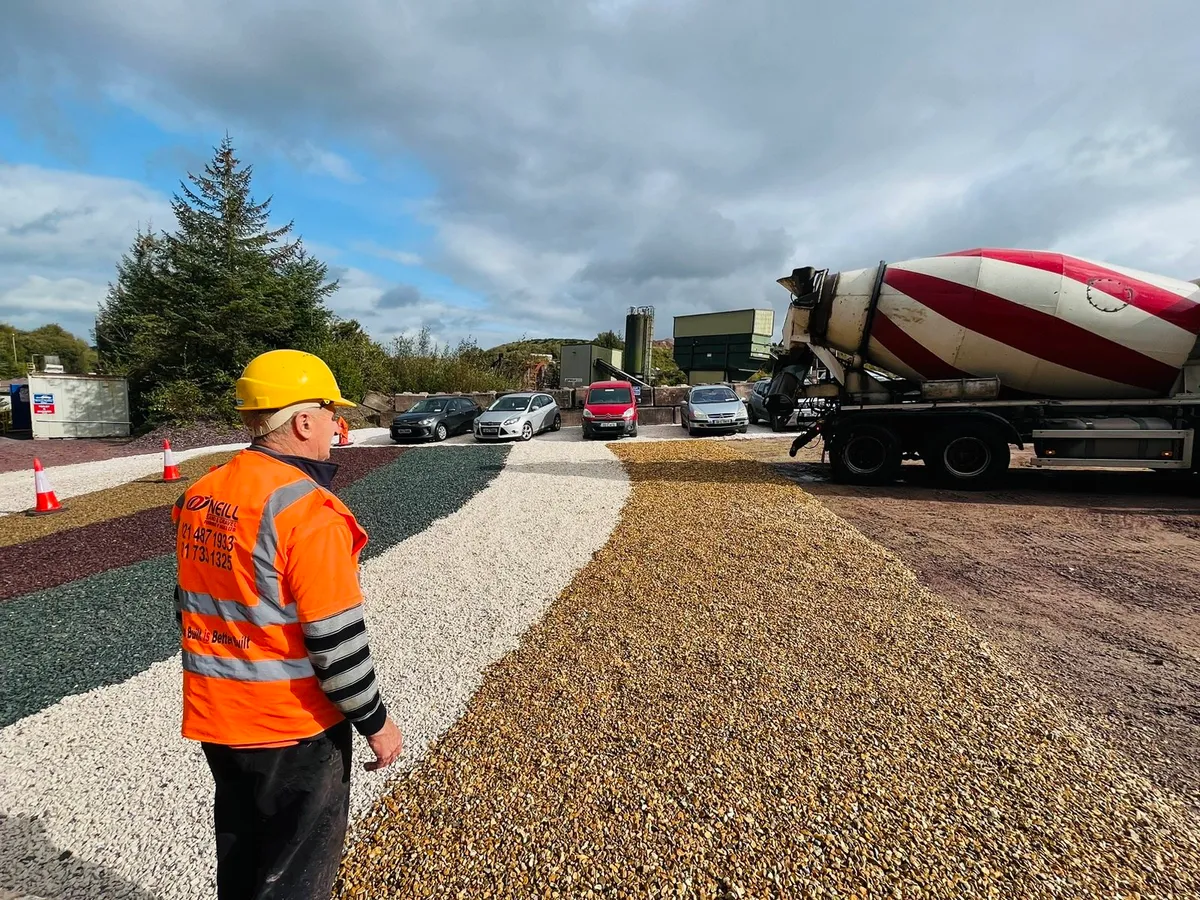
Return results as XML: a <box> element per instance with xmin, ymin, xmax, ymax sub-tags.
<box><xmin>2</xmin><ymin>1</ymin><xmax>1198</xmax><ymax>349</ymax></box>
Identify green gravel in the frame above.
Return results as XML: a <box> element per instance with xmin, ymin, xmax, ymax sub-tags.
<box><xmin>345</xmin><ymin>445</ymin><xmax>510</xmax><ymax>562</ymax></box>
<box><xmin>0</xmin><ymin>556</ymin><xmax>178</xmax><ymax>728</ymax></box>
<box><xmin>0</xmin><ymin>446</ymin><xmax>511</xmax><ymax>728</ymax></box>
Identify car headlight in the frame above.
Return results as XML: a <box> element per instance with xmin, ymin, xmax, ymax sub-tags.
<box><xmin>503</xmin><ymin>417</ymin><xmax>520</xmax><ymax>425</ymax></box>
<box><xmin>622</xmin><ymin>408</ymin><xmax>635</xmax><ymax>419</ymax></box>
<box><xmin>420</xmin><ymin>418</ymin><xmax>436</xmax><ymax>426</ymax></box>
<box><xmin>691</xmin><ymin>409</ymin><xmax>708</xmax><ymax>420</ymax></box>
<box><xmin>582</xmin><ymin>409</ymin><xmax>595</xmax><ymax>419</ymax></box>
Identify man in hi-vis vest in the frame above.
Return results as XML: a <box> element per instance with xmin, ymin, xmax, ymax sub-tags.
<box><xmin>173</xmin><ymin>349</ymin><xmax>402</xmax><ymax>900</ymax></box>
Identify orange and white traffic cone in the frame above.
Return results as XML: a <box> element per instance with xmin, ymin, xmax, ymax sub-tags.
<box><xmin>29</xmin><ymin>458</ymin><xmax>63</xmax><ymax>516</ymax></box>
<box><xmin>162</xmin><ymin>439</ymin><xmax>183</xmax><ymax>482</ymax></box>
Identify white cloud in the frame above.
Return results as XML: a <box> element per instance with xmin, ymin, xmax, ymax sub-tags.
<box><xmin>287</xmin><ymin>142</ymin><xmax>362</xmax><ymax>183</ymax></box>
<box><xmin>4</xmin><ymin>0</ymin><xmax>1200</xmax><ymax>346</ymax></box>
<box><xmin>0</xmin><ymin>164</ymin><xmax>173</xmax><ymax>338</ymax></box>
<box><xmin>0</xmin><ymin>276</ymin><xmax>107</xmax><ymax>333</ymax></box>
<box><xmin>352</xmin><ymin>241</ymin><xmax>423</xmax><ymax>267</ymax></box>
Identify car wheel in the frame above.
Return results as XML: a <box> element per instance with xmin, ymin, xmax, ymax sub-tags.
<box><xmin>434</xmin><ymin>423</ymin><xmax>448</xmax><ymax>442</ymax></box>
<box><xmin>747</xmin><ymin>405</ymin><xmax>758</xmax><ymax>425</ymax></box>
<box><xmin>521</xmin><ymin>422</ymin><xmax>534</xmax><ymax>441</ymax></box>
<box><xmin>551</xmin><ymin>413</ymin><xmax>561</xmax><ymax>432</ymax></box>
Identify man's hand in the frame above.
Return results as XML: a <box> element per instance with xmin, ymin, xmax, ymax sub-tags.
<box><xmin>364</xmin><ymin>716</ymin><xmax>403</xmax><ymax>771</ymax></box>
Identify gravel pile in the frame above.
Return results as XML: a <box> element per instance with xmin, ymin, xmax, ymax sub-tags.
<box><xmin>0</xmin><ymin>444</ymin><xmax>248</xmax><ymax>516</ymax></box>
<box><xmin>336</xmin><ymin>439</ymin><xmax>1200</xmax><ymax>898</ymax></box>
<box><xmin>120</xmin><ymin>423</ymin><xmax>251</xmax><ymax>454</ymax></box>
<box><xmin>0</xmin><ymin>448</ymin><xmax>406</xmax><ymax>603</ymax></box>
<box><xmin>0</xmin><ymin>441</ymin><xmax>614</xmax><ymax>899</ymax></box>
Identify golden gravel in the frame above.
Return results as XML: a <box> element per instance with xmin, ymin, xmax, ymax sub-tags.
<box><xmin>336</xmin><ymin>440</ymin><xmax>1200</xmax><ymax>898</ymax></box>
<box><xmin>1</xmin><ymin>452</ymin><xmax>236</xmax><ymax>546</ymax></box>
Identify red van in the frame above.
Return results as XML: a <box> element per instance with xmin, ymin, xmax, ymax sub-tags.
<box><xmin>582</xmin><ymin>380</ymin><xmax>638</xmax><ymax>439</ymax></box>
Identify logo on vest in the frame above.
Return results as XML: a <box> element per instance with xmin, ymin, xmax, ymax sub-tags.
<box><xmin>187</xmin><ymin>495</ymin><xmax>241</xmax><ymax>532</ymax></box>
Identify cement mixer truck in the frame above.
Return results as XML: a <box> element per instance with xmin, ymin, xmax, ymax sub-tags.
<box><xmin>763</xmin><ymin>248</ymin><xmax>1200</xmax><ymax>487</ymax></box>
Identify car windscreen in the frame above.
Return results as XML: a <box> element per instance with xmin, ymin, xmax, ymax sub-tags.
<box><xmin>691</xmin><ymin>388</ymin><xmax>738</xmax><ymax>404</ymax></box>
<box><xmin>588</xmin><ymin>387</ymin><xmax>632</xmax><ymax>405</ymax></box>
<box><xmin>407</xmin><ymin>399</ymin><xmax>448</xmax><ymax>413</ymax></box>
<box><xmin>490</xmin><ymin>396</ymin><xmax>531</xmax><ymax>411</ymax></box>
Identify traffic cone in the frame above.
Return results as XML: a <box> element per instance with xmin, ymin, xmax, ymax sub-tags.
<box><xmin>162</xmin><ymin>439</ymin><xmax>183</xmax><ymax>482</ymax></box>
<box><xmin>29</xmin><ymin>458</ymin><xmax>63</xmax><ymax>516</ymax></box>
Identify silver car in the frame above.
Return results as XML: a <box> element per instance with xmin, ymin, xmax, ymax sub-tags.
<box><xmin>474</xmin><ymin>392</ymin><xmax>562</xmax><ymax>442</ymax></box>
<box><xmin>680</xmin><ymin>384</ymin><xmax>749</xmax><ymax>436</ymax></box>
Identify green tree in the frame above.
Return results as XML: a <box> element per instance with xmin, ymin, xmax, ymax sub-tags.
<box><xmin>315</xmin><ymin>318</ymin><xmax>391</xmax><ymax>402</ymax></box>
<box><xmin>594</xmin><ymin>329</ymin><xmax>625</xmax><ymax>351</ymax></box>
<box><xmin>650</xmin><ymin>345</ymin><xmax>685</xmax><ymax>386</ymax></box>
<box><xmin>0</xmin><ymin>323</ymin><xmax>97</xmax><ymax>378</ymax></box>
<box><xmin>96</xmin><ymin>136</ymin><xmax>340</xmax><ymax>427</ymax></box>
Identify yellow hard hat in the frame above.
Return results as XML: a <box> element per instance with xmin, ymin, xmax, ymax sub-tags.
<box><xmin>235</xmin><ymin>349</ymin><xmax>356</xmax><ymax>412</ymax></box>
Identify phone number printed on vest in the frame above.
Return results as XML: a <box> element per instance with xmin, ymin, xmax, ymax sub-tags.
<box><xmin>179</xmin><ymin>520</ymin><xmax>236</xmax><ymax>571</ymax></box>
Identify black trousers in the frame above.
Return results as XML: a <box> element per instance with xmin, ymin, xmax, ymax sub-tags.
<box><xmin>201</xmin><ymin>721</ymin><xmax>353</xmax><ymax>900</ymax></box>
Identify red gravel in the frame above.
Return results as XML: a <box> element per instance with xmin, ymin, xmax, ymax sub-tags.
<box><xmin>0</xmin><ymin>436</ymin><xmax>146</xmax><ymax>474</ymax></box>
<box><xmin>0</xmin><ymin>447</ymin><xmax>405</xmax><ymax>602</ymax></box>
<box><xmin>0</xmin><ymin>422</ymin><xmax>256</xmax><ymax>474</ymax></box>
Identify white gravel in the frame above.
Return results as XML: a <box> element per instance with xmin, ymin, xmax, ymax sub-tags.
<box><xmin>0</xmin><ymin>438</ymin><xmax>629</xmax><ymax>899</ymax></box>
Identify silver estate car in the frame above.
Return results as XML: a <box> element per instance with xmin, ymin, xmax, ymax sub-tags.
<box><xmin>680</xmin><ymin>384</ymin><xmax>749</xmax><ymax>436</ymax></box>
<box><xmin>474</xmin><ymin>392</ymin><xmax>562</xmax><ymax>442</ymax></box>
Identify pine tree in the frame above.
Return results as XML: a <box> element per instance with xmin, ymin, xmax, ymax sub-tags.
<box><xmin>97</xmin><ymin>135</ymin><xmax>342</xmax><ymax>426</ymax></box>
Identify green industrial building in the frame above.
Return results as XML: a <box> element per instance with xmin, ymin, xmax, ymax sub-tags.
<box><xmin>672</xmin><ymin>308</ymin><xmax>776</xmax><ymax>384</ymax></box>
<box><xmin>560</xmin><ymin>343</ymin><xmax>625</xmax><ymax>387</ymax></box>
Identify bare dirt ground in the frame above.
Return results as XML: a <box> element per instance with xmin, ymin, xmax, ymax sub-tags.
<box><xmin>738</xmin><ymin>437</ymin><xmax>1200</xmax><ymax>814</ymax></box>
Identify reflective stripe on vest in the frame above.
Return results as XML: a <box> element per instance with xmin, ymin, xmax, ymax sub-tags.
<box><xmin>183</xmin><ymin>652</ymin><xmax>314</xmax><ymax>682</ymax></box>
<box><xmin>175</xmin><ymin>449</ymin><xmax>365</xmax><ymax>745</ymax></box>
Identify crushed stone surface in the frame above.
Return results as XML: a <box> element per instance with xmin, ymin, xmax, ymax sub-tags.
<box><xmin>0</xmin><ymin>446</ymin><xmax>502</xmax><ymax>729</ymax></box>
<box><xmin>0</xmin><ymin>449</ymin><xmax>243</xmax><ymax>521</ymax></box>
<box><xmin>0</xmin><ymin>448</ymin><xmax>404</xmax><ymax>603</ymax></box>
<box><xmin>336</xmin><ymin>439</ymin><xmax>1200</xmax><ymax>899</ymax></box>
<box><xmin>0</xmin><ymin>438</ymin><xmax>626</xmax><ymax>899</ymax></box>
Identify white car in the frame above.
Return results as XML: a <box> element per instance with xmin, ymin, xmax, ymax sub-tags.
<box><xmin>474</xmin><ymin>392</ymin><xmax>562</xmax><ymax>442</ymax></box>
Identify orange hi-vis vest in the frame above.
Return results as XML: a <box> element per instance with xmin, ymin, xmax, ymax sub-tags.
<box><xmin>173</xmin><ymin>447</ymin><xmax>368</xmax><ymax>747</ymax></box>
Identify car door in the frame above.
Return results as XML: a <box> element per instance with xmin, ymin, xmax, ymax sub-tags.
<box><xmin>751</xmin><ymin>382</ymin><xmax>768</xmax><ymax>418</ymax></box>
<box><xmin>463</xmin><ymin>400</ymin><xmax>482</xmax><ymax>432</ymax></box>
<box><xmin>532</xmin><ymin>395</ymin><xmax>548</xmax><ymax>430</ymax></box>
<box><xmin>451</xmin><ymin>399</ymin><xmax>471</xmax><ymax>433</ymax></box>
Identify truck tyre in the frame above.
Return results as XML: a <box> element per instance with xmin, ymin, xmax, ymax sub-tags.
<box><xmin>925</xmin><ymin>423</ymin><xmax>1010</xmax><ymax>489</ymax></box>
<box><xmin>828</xmin><ymin>424</ymin><xmax>902</xmax><ymax>485</ymax></box>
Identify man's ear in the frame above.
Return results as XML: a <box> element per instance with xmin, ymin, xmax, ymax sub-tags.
<box><xmin>292</xmin><ymin>411</ymin><xmax>314</xmax><ymax>439</ymax></box>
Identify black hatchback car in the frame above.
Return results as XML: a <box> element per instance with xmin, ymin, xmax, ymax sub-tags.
<box><xmin>390</xmin><ymin>395</ymin><xmax>483</xmax><ymax>442</ymax></box>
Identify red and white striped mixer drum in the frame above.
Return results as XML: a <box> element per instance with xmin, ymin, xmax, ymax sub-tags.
<box><xmin>784</xmin><ymin>248</ymin><xmax>1200</xmax><ymax>400</ymax></box>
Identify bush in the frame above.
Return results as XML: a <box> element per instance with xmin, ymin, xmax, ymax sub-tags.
<box><xmin>145</xmin><ymin>379</ymin><xmax>239</xmax><ymax>426</ymax></box>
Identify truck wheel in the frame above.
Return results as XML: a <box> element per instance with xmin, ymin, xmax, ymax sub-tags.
<box><xmin>828</xmin><ymin>425</ymin><xmax>902</xmax><ymax>485</ymax></box>
<box><xmin>926</xmin><ymin>424</ymin><xmax>1010</xmax><ymax>489</ymax></box>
